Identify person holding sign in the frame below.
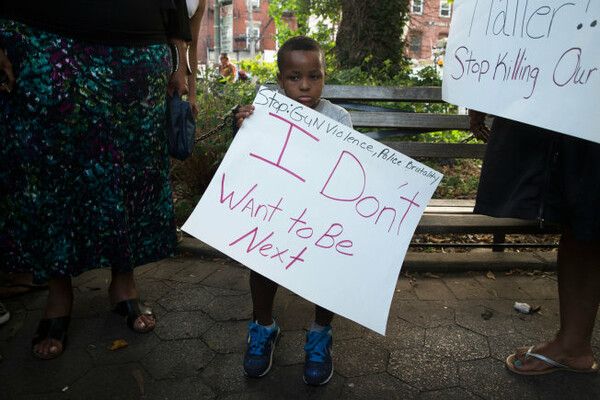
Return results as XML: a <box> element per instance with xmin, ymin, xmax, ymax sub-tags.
<box><xmin>233</xmin><ymin>36</ymin><xmax>352</xmax><ymax>386</ymax></box>
<box><xmin>469</xmin><ymin>112</ymin><xmax>600</xmax><ymax>375</ymax></box>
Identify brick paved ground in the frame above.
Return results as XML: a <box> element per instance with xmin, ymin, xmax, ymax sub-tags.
<box><xmin>1</xmin><ymin>238</ymin><xmax>598</xmax><ymax>399</ymax></box>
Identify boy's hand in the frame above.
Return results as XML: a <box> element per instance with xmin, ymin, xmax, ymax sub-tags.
<box><xmin>234</xmin><ymin>105</ymin><xmax>255</xmax><ymax>128</ymax></box>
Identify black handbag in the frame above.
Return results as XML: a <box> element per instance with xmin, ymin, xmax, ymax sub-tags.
<box><xmin>166</xmin><ymin>92</ymin><xmax>196</xmax><ymax>160</ymax></box>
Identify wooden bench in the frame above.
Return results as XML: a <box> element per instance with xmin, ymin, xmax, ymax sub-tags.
<box><xmin>320</xmin><ymin>85</ymin><xmax>559</xmax><ymax>268</ymax></box>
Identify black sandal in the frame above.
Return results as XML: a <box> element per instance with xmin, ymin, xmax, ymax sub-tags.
<box><xmin>32</xmin><ymin>316</ymin><xmax>70</xmax><ymax>360</ymax></box>
<box><xmin>113</xmin><ymin>299</ymin><xmax>155</xmax><ymax>333</ymax></box>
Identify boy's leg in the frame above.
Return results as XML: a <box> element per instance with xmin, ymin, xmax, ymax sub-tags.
<box><xmin>509</xmin><ymin>230</ymin><xmax>600</xmax><ymax>373</ymax></box>
<box><xmin>244</xmin><ymin>270</ymin><xmax>280</xmax><ymax>378</ymax></box>
<box><xmin>314</xmin><ymin>305</ymin><xmax>334</xmax><ymax>327</ymax></box>
<box><xmin>250</xmin><ymin>270</ymin><xmax>278</xmax><ymax>325</ymax></box>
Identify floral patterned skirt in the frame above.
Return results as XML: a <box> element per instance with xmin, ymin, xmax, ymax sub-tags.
<box><xmin>0</xmin><ymin>20</ymin><xmax>177</xmax><ymax>283</ymax></box>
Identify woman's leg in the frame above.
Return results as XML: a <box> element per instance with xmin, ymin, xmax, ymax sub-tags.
<box><xmin>109</xmin><ymin>270</ymin><xmax>155</xmax><ymax>331</ymax></box>
<box><xmin>511</xmin><ymin>230</ymin><xmax>600</xmax><ymax>372</ymax></box>
<box><xmin>32</xmin><ymin>277</ymin><xmax>73</xmax><ymax>358</ymax></box>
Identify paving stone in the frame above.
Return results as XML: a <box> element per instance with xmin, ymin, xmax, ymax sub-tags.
<box><xmin>166</xmin><ymin>259</ymin><xmax>220</xmax><ymax>284</ymax></box>
<box><xmin>204</xmin><ymin>293</ymin><xmax>253</xmax><ymax>321</ymax></box>
<box><xmin>66</xmin><ymin>362</ymin><xmax>149</xmax><ymax>399</ymax></box>
<box><xmin>364</xmin><ymin>316</ymin><xmax>426</xmax><ymax>352</ymax></box>
<box><xmin>418</xmin><ymin>387</ymin><xmax>481</xmax><ymax>400</ymax></box>
<box><xmin>458</xmin><ymin>358</ymin><xmax>539</xmax><ymax>400</ymax></box>
<box><xmin>509</xmin><ymin>273</ymin><xmax>558</xmax><ymax>299</ymax></box>
<box><xmin>443</xmin><ymin>272</ymin><xmax>493</xmax><ymax>300</ymax></box>
<box><xmin>274</xmin><ymin>328</ymin><xmax>306</xmax><ymax>366</ymax></box>
<box><xmin>342</xmin><ymin>373</ymin><xmax>419</xmax><ymax>399</ymax></box>
<box><xmin>411</xmin><ymin>276</ymin><xmax>456</xmax><ymax>301</ymax></box>
<box><xmin>487</xmin><ymin>332</ymin><xmax>539</xmax><ymax>363</ymax></box>
<box><xmin>145</xmin><ymin>259</ymin><xmax>191</xmax><ymax>280</ymax></box>
<box><xmin>258</xmin><ymin>363</ymin><xmax>345</xmax><ymax>399</ymax></box>
<box><xmin>71</xmin><ymin>268</ymin><xmax>111</xmax><ymax>289</ymax></box>
<box><xmin>472</xmin><ymin>273</ymin><xmax>532</xmax><ymax>300</ymax></box>
<box><xmin>511</xmin><ymin>300</ymin><xmax>560</xmax><ymax>342</ymax></box>
<box><xmin>153</xmin><ymin>311</ymin><xmax>215</xmax><ymax>340</ymax></box>
<box><xmin>134</xmin><ymin>278</ymin><xmax>174</xmax><ymax>303</ymax></box>
<box><xmin>526</xmin><ymin>368</ymin><xmax>600</xmax><ymax>399</ymax></box>
<box><xmin>202</xmin><ymin>320</ymin><xmax>248</xmax><ymax>354</ymax></box>
<box><xmin>201</xmin><ymin>265</ymin><xmax>250</xmax><ymax>292</ymax></box>
<box><xmin>272</xmin><ymin>292</ymin><xmax>314</xmax><ymax>330</ymax></box>
<box><xmin>332</xmin><ymin>315</ymin><xmax>368</xmax><ymax>341</ymax></box>
<box><xmin>143</xmin><ymin>376</ymin><xmax>216</xmax><ymax>399</ymax></box>
<box><xmin>393</xmin><ymin>276</ymin><xmax>419</xmax><ymax>301</ymax></box>
<box><xmin>424</xmin><ymin>325</ymin><xmax>489</xmax><ymax>361</ymax></box>
<box><xmin>85</xmin><ymin>329</ymin><xmax>161</xmax><ymax>365</ymax></box>
<box><xmin>1</xmin><ymin>338</ymin><xmax>93</xmax><ymax>396</ymax></box>
<box><xmin>199</xmin><ymin>353</ymin><xmax>260</xmax><ymax>394</ymax></box>
<box><xmin>388</xmin><ymin>347</ymin><xmax>459</xmax><ymax>391</ymax></box>
<box><xmin>158</xmin><ymin>285</ymin><xmax>215</xmax><ymax>312</ymax></box>
<box><xmin>334</xmin><ymin>338</ymin><xmax>388</xmax><ymax>378</ymax></box>
<box><xmin>455</xmin><ymin>303</ymin><xmax>516</xmax><ymax>337</ymax></box>
<box><xmin>141</xmin><ymin>338</ymin><xmax>215</xmax><ymax>379</ymax></box>
<box><xmin>395</xmin><ymin>301</ymin><xmax>456</xmax><ymax>328</ymax></box>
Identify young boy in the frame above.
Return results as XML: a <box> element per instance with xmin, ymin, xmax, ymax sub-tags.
<box><xmin>233</xmin><ymin>36</ymin><xmax>352</xmax><ymax>386</ymax></box>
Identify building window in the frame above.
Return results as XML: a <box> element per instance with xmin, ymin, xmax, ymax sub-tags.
<box><xmin>246</xmin><ymin>27</ymin><xmax>260</xmax><ymax>49</ymax></box>
<box><xmin>411</xmin><ymin>0</ymin><xmax>423</xmax><ymax>15</ymax></box>
<box><xmin>409</xmin><ymin>33</ymin><xmax>422</xmax><ymax>57</ymax></box>
<box><xmin>250</xmin><ymin>0</ymin><xmax>260</xmax><ymax>8</ymax></box>
<box><xmin>440</xmin><ymin>1</ymin><xmax>452</xmax><ymax>18</ymax></box>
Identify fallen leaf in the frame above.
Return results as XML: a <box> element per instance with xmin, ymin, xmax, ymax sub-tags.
<box><xmin>486</xmin><ymin>271</ymin><xmax>496</xmax><ymax>280</ymax></box>
<box><xmin>132</xmin><ymin>369</ymin><xmax>144</xmax><ymax>395</ymax></box>
<box><xmin>108</xmin><ymin>339</ymin><xmax>129</xmax><ymax>351</ymax></box>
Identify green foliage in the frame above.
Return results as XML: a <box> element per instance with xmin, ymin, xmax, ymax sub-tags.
<box><xmin>237</xmin><ymin>56</ymin><xmax>278</xmax><ymax>83</ymax></box>
<box><xmin>268</xmin><ymin>0</ymin><xmax>341</xmax><ymax>58</ymax></box>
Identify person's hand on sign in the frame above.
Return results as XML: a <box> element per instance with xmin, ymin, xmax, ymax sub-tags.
<box><xmin>234</xmin><ymin>105</ymin><xmax>255</xmax><ymax>128</ymax></box>
<box><xmin>468</xmin><ymin>109</ymin><xmax>491</xmax><ymax>143</ymax></box>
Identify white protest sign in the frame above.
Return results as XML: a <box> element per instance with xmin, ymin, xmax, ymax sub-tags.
<box><xmin>183</xmin><ymin>87</ymin><xmax>442</xmax><ymax>334</ymax></box>
<box><xmin>443</xmin><ymin>0</ymin><xmax>599</xmax><ymax>143</ymax></box>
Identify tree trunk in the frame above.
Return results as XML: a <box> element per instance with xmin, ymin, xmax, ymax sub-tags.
<box><xmin>335</xmin><ymin>0</ymin><xmax>410</xmax><ymax>70</ymax></box>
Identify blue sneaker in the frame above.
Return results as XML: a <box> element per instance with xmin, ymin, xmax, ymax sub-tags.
<box><xmin>243</xmin><ymin>319</ymin><xmax>280</xmax><ymax>378</ymax></box>
<box><xmin>303</xmin><ymin>325</ymin><xmax>333</xmax><ymax>386</ymax></box>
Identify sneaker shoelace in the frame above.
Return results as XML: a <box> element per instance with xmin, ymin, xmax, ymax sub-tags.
<box><xmin>246</xmin><ymin>321</ymin><xmax>272</xmax><ymax>356</ymax></box>
<box><xmin>304</xmin><ymin>329</ymin><xmax>331</xmax><ymax>363</ymax></box>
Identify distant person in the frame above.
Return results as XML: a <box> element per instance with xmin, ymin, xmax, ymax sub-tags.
<box><xmin>237</xmin><ymin>69</ymin><xmax>248</xmax><ymax>82</ymax></box>
<box><xmin>233</xmin><ymin>36</ymin><xmax>352</xmax><ymax>386</ymax></box>
<box><xmin>469</xmin><ymin>111</ymin><xmax>599</xmax><ymax>375</ymax></box>
<box><xmin>218</xmin><ymin>52</ymin><xmax>237</xmax><ymax>83</ymax></box>
<box><xmin>0</xmin><ymin>0</ymin><xmax>191</xmax><ymax>360</ymax></box>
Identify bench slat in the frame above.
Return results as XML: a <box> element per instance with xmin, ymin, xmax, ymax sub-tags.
<box><xmin>381</xmin><ymin>142</ymin><xmax>487</xmax><ymax>158</ymax></box>
<box><xmin>415</xmin><ymin>214</ymin><xmax>561</xmax><ymax>235</ymax></box>
<box><xmin>350</xmin><ymin>112</ymin><xmax>469</xmax><ymax>131</ymax></box>
<box><xmin>323</xmin><ymin>85</ymin><xmax>443</xmax><ymax>102</ymax></box>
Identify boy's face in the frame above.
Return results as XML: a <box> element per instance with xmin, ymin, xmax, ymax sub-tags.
<box><xmin>277</xmin><ymin>50</ymin><xmax>325</xmax><ymax>109</ymax></box>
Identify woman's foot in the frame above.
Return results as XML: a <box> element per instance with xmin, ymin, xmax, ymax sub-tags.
<box><xmin>109</xmin><ymin>271</ymin><xmax>155</xmax><ymax>333</ymax></box>
<box><xmin>507</xmin><ymin>336</ymin><xmax>598</xmax><ymax>374</ymax></box>
<box><xmin>32</xmin><ymin>277</ymin><xmax>73</xmax><ymax>360</ymax></box>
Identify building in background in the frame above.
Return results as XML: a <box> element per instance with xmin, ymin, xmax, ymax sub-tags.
<box><xmin>196</xmin><ymin>0</ymin><xmax>297</xmax><ymax>67</ymax></box>
<box><xmin>405</xmin><ymin>0</ymin><xmax>453</xmax><ymax>67</ymax></box>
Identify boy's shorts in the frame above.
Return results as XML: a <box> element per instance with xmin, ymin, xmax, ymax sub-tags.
<box><xmin>474</xmin><ymin>117</ymin><xmax>600</xmax><ymax>242</ymax></box>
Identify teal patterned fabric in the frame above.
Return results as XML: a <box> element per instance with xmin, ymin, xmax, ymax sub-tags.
<box><xmin>0</xmin><ymin>20</ymin><xmax>177</xmax><ymax>283</ymax></box>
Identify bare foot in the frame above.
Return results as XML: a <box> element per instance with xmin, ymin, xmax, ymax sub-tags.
<box><xmin>509</xmin><ymin>336</ymin><xmax>597</xmax><ymax>373</ymax></box>
<box><xmin>109</xmin><ymin>271</ymin><xmax>155</xmax><ymax>332</ymax></box>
